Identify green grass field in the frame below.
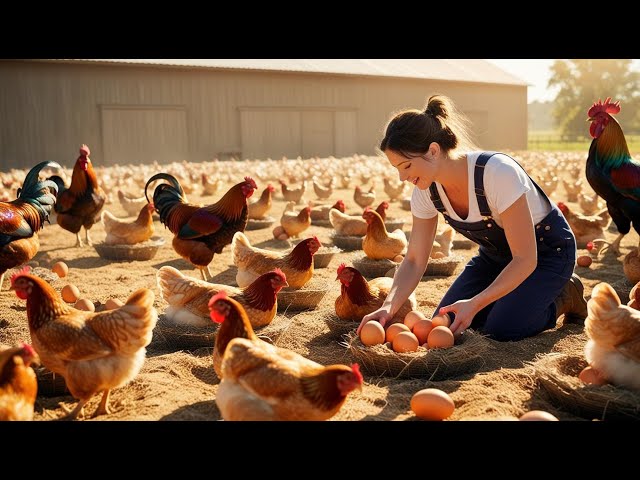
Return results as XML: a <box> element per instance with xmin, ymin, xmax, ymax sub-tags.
<box><xmin>528</xmin><ymin>130</ymin><xmax>640</xmax><ymax>152</ymax></box>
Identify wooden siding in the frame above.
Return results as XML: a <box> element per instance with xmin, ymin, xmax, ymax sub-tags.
<box><xmin>0</xmin><ymin>61</ymin><xmax>527</xmax><ymax>170</ymax></box>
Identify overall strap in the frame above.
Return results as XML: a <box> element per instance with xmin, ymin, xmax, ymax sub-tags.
<box><xmin>474</xmin><ymin>151</ymin><xmax>499</xmax><ymax>218</ymax></box>
<box><xmin>428</xmin><ymin>182</ymin><xmax>447</xmax><ymax>215</ymax></box>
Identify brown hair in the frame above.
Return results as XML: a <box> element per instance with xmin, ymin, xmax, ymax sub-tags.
<box><xmin>379</xmin><ymin>94</ymin><xmax>479</xmax><ymax>159</ymax></box>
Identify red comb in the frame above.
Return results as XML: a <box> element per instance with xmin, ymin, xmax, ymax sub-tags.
<box><xmin>337</xmin><ymin>263</ymin><xmax>347</xmax><ymax>275</ymax></box>
<box><xmin>272</xmin><ymin>267</ymin><xmax>286</xmax><ymax>279</ymax></box>
<box><xmin>313</xmin><ymin>235</ymin><xmax>321</xmax><ymax>245</ymax></box>
<box><xmin>10</xmin><ymin>266</ymin><xmax>31</xmax><ymax>287</ymax></box>
<box><xmin>208</xmin><ymin>290</ymin><xmax>228</xmax><ymax>309</ymax></box>
<box><xmin>79</xmin><ymin>144</ymin><xmax>90</xmax><ymax>157</ymax></box>
<box><xmin>351</xmin><ymin>363</ymin><xmax>363</xmax><ymax>384</ymax></box>
<box><xmin>586</xmin><ymin>241</ymin><xmax>594</xmax><ymax>251</ymax></box>
<box><xmin>244</xmin><ymin>176</ymin><xmax>257</xmax><ymax>189</ymax></box>
<box><xmin>587</xmin><ymin>97</ymin><xmax>621</xmax><ymax>118</ymax></box>
<box><xmin>20</xmin><ymin>343</ymin><xmax>35</xmax><ymax>357</ymax></box>
<box><xmin>208</xmin><ymin>291</ymin><xmax>229</xmax><ymax>324</ymax></box>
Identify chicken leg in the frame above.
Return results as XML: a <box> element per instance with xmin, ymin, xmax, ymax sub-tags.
<box><xmin>200</xmin><ymin>266</ymin><xmax>213</xmax><ymax>282</ymax></box>
<box><xmin>60</xmin><ymin>399</ymin><xmax>88</xmax><ymax>420</ymax></box>
<box><xmin>91</xmin><ymin>390</ymin><xmax>111</xmax><ymax>417</ymax></box>
<box><xmin>85</xmin><ymin>227</ymin><xmax>93</xmax><ymax>246</ymax></box>
<box><xmin>0</xmin><ymin>273</ymin><xmax>5</xmax><ymax>291</ymax></box>
<box><xmin>75</xmin><ymin>232</ymin><xmax>84</xmax><ymax>248</ymax></box>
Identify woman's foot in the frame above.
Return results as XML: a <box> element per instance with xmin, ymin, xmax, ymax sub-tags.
<box><xmin>554</xmin><ymin>273</ymin><xmax>588</xmax><ymax>324</ymax></box>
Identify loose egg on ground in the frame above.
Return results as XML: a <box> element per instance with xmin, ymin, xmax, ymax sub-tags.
<box><xmin>105</xmin><ymin>298</ymin><xmax>124</xmax><ymax>310</ymax></box>
<box><xmin>360</xmin><ymin>321</ymin><xmax>385</xmax><ymax>346</ymax></box>
<box><xmin>61</xmin><ymin>284</ymin><xmax>80</xmax><ymax>303</ymax></box>
<box><xmin>519</xmin><ymin>410</ymin><xmax>559</xmax><ymax>421</ymax></box>
<box><xmin>404</xmin><ymin>310</ymin><xmax>427</xmax><ymax>330</ymax></box>
<box><xmin>51</xmin><ymin>261</ymin><xmax>69</xmax><ymax>278</ymax></box>
<box><xmin>74</xmin><ymin>298</ymin><xmax>95</xmax><ymax>312</ymax></box>
<box><xmin>576</xmin><ymin>255</ymin><xmax>592</xmax><ymax>267</ymax></box>
<box><xmin>392</xmin><ymin>331</ymin><xmax>419</xmax><ymax>353</ymax></box>
<box><xmin>385</xmin><ymin>322</ymin><xmax>410</xmax><ymax>343</ymax></box>
<box><xmin>411</xmin><ymin>388</ymin><xmax>455</xmax><ymax>420</ymax></box>
<box><xmin>427</xmin><ymin>326</ymin><xmax>455</xmax><ymax>349</ymax></box>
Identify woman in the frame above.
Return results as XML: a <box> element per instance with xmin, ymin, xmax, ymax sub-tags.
<box><xmin>357</xmin><ymin>94</ymin><xmax>587</xmax><ymax>341</ymax></box>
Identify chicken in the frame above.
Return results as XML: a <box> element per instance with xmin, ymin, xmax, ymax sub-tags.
<box><xmin>335</xmin><ymin>264</ymin><xmax>417</xmax><ymax>323</ymax></box>
<box><xmin>375</xmin><ymin>201</ymin><xmax>389</xmax><ymax>221</ymax></box>
<box><xmin>117</xmin><ymin>190</ymin><xmax>148</xmax><ymax>217</ymax></box>
<box><xmin>383</xmin><ymin>177</ymin><xmax>406</xmax><ymax>201</ymax></box>
<box><xmin>157</xmin><ymin>266</ymin><xmax>288</xmax><ymax>328</ymax></box>
<box><xmin>432</xmin><ymin>225</ymin><xmax>455</xmax><ymax>257</ymax></box>
<box><xmin>557</xmin><ymin>202</ymin><xmax>610</xmax><ymax>248</ymax></box>
<box><xmin>578</xmin><ymin>191</ymin><xmax>603</xmax><ymax>216</ymax></box>
<box><xmin>329</xmin><ymin>208</ymin><xmax>368</xmax><ymax>237</ymax></box>
<box><xmin>310</xmin><ymin>199</ymin><xmax>345</xmax><ymax>222</ymax></box>
<box><xmin>101</xmin><ymin>203</ymin><xmax>155</xmax><ymax>245</ymax></box>
<box><xmin>312</xmin><ymin>178</ymin><xmax>334</xmax><ymax>200</ymax></box>
<box><xmin>622</xmin><ymin>248</ymin><xmax>640</xmax><ymax>284</ymax></box>
<box><xmin>280</xmin><ymin>180</ymin><xmax>306</xmax><ymax>204</ymax></box>
<box><xmin>210</xmin><ymin>292</ymin><xmax>363</xmax><ymax>420</ymax></box>
<box><xmin>49</xmin><ymin>145</ymin><xmax>107</xmax><ymax>247</ymax></box>
<box><xmin>248</xmin><ymin>184</ymin><xmax>275</xmax><ymax>220</ymax></box>
<box><xmin>0</xmin><ymin>343</ymin><xmax>39</xmax><ymax>421</ymax></box>
<box><xmin>145</xmin><ymin>173</ymin><xmax>256</xmax><ymax>281</ymax></box>
<box><xmin>585</xmin><ymin>282</ymin><xmax>640</xmax><ymax>390</ymax></box>
<box><xmin>10</xmin><ymin>267</ymin><xmax>158</xmax><ymax>419</ymax></box>
<box><xmin>201</xmin><ymin>173</ymin><xmax>222</xmax><ymax>196</ymax></box>
<box><xmin>561</xmin><ymin>178</ymin><xmax>583</xmax><ymax>203</ymax></box>
<box><xmin>280</xmin><ymin>203</ymin><xmax>311</xmax><ymax>238</ymax></box>
<box><xmin>362</xmin><ymin>209</ymin><xmax>407</xmax><ymax>260</ymax></box>
<box><xmin>0</xmin><ymin>161</ymin><xmax>60</xmax><ymax>290</ymax></box>
<box><xmin>354</xmin><ymin>184</ymin><xmax>376</xmax><ymax>209</ymax></box>
<box><xmin>586</xmin><ymin>97</ymin><xmax>640</xmax><ymax>254</ymax></box>
<box><xmin>232</xmin><ymin>232</ymin><xmax>321</xmax><ymax>288</ymax></box>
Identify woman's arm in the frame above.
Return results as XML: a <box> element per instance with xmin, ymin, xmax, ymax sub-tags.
<box><xmin>357</xmin><ymin>214</ymin><xmax>438</xmax><ymax>334</ymax></box>
<box><xmin>442</xmin><ymin>194</ymin><xmax>538</xmax><ymax>334</ymax></box>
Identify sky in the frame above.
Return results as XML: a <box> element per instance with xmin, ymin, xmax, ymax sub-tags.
<box><xmin>486</xmin><ymin>59</ymin><xmax>640</xmax><ymax>104</ymax></box>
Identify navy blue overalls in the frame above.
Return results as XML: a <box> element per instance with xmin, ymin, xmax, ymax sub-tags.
<box><xmin>430</xmin><ymin>152</ymin><xmax>576</xmax><ymax>341</ymax></box>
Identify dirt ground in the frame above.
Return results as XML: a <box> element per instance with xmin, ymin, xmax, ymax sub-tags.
<box><xmin>1</xmin><ymin>152</ymin><xmax>637</xmax><ymax>421</ymax></box>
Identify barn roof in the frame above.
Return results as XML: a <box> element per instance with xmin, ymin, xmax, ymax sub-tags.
<box><xmin>37</xmin><ymin>59</ymin><xmax>528</xmax><ymax>86</ymax></box>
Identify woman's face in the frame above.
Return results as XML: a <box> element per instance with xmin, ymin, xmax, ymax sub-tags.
<box><xmin>385</xmin><ymin>149</ymin><xmax>434</xmax><ymax>190</ymax></box>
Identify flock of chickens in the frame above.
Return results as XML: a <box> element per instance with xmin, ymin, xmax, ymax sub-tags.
<box><xmin>1</xmin><ymin>97</ymin><xmax>640</xmax><ymax>421</ymax></box>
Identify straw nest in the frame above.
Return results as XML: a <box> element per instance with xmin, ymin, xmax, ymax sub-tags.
<box><xmin>452</xmin><ymin>238</ymin><xmax>475</xmax><ymax>250</ymax></box>
<box><xmin>345</xmin><ymin>329</ymin><xmax>491</xmax><ymax>379</ymax></box>
<box><xmin>384</xmin><ymin>218</ymin><xmax>406</xmax><ymax>232</ymax></box>
<box><xmin>313</xmin><ymin>246</ymin><xmax>343</xmax><ymax>269</ymax></box>
<box><xmin>245</xmin><ymin>216</ymin><xmax>276</xmax><ymax>231</ymax></box>
<box><xmin>530</xmin><ymin>353</ymin><xmax>640</xmax><ymax>421</ymax></box>
<box><xmin>151</xmin><ymin>313</ymin><xmax>291</xmax><ymax>352</ymax></box>
<box><xmin>93</xmin><ymin>236</ymin><xmax>165</xmax><ymax>261</ymax></box>
<box><xmin>352</xmin><ymin>255</ymin><xmax>399</xmax><ymax>278</ymax></box>
<box><xmin>331</xmin><ymin>234</ymin><xmax>363</xmax><ymax>251</ymax></box>
<box><xmin>322</xmin><ymin>311</ymin><xmax>358</xmax><ymax>338</ymax></box>
<box><xmin>425</xmin><ymin>255</ymin><xmax>464</xmax><ymax>276</ymax></box>
<box><xmin>277</xmin><ymin>284</ymin><xmax>329</xmax><ymax>312</ymax></box>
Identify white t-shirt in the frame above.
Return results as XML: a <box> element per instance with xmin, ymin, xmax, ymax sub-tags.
<box><xmin>411</xmin><ymin>152</ymin><xmax>551</xmax><ymax>228</ymax></box>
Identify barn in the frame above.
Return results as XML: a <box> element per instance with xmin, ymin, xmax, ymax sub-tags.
<box><xmin>0</xmin><ymin>59</ymin><xmax>528</xmax><ymax>170</ymax></box>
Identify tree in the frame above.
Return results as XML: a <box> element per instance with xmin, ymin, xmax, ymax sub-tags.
<box><xmin>548</xmin><ymin>60</ymin><xmax>640</xmax><ymax>138</ymax></box>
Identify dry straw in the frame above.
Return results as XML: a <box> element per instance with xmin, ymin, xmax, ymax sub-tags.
<box><xmin>531</xmin><ymin>353</ymin><xmax>640</xmax><ymax>421</ymax></box>
<box><xmin>352</xmin><ymin>255</ymin><xmax>398</xmax><ymax>278</ymax></box>
<box><xmin>93</xmin><ymin>236</ymin><xmax>165</xmax><ymax>261</ymax></box>
<box><xmin>313</xmin><ymin>246</ymin><xmax>343</xmax><ymax>269</ymax></box>
<box><xmin>322</xmin><ymin>311</ymin><xmax>358</xmax><ymax>338</ymax></box>
<box><xmin>345</xmin><ymin>329</ymin><xmax>491</xmax><ymax>379</ymax></box>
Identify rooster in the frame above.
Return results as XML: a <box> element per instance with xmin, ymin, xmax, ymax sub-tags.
<box><xmin>145</xmin><ymin>173</ymin><xmax>256</xmax><ymax>281</ymax></box>
<box><xmin>585</xmin><ymin>282</ymin><xmax>640</xmax><ymax>390</ymax></box>
<box><xmin>10</xmin><ymin>266</ymin><xmax>158</xmax><ymax>420</ymax></box>
<box><xmin>0</xmin><ymin>343</ymin><xmax>39</xmax><ymax>421</ymax></box>
<box><xmin>335</xmin><ymin>264</ymin><xmax>417</xmax><ymax>323</ymax></box>
<box><xmin>586</xmin><ymin>97</ymin><xmax>640</xmax><ymax>255</ymax></box>
<box><xmin>232</xmin><ymin>232</ymin><xmax>321</xmax><ymax>288</ymax></box>
<box><xmin>1</xmin><ymin>161</ymin><xmax>60</xmax><ymax>290</ymax></box>
<box><xmin>157</xmin><ymin>266</ymin><xmax>288</xmax><ymax>328</ymax></box>
<box><xmin>49</xmin><ymin>145</ymin><xmax>107</xmax><ymax>247</ymax></box>
<box><xmin>209</xmin><ymin>292</ymin><xmax>363</xmax><ymax>420</ymax></box>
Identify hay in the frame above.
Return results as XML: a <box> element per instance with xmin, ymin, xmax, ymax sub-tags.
<box><xmin>93</xmin><ymin>236</ymin><xmax>165</xmax><ymax>261</ymax></box>
<box><xmin>531</xmin><ymin>353</ymin><xmax>640</xmax><ymax>421</ymax></box>
<box><xmin>346</xmin><ymin>329</ymin><xmax>491</xmax><ymax>379</ymax></box>
<box><xmin>245</xmin><ymin>216</ymin><xmax>276</xmax><ymax>230</ymax></box>
<box><xmin>277</xmin><ymin>285</ymin><xmax>329</xmax><ymax>312</ymax></box>
<box><xmin>384</xmin><ymin>218</ymin><xmax>406</xmax><ymax>232</ymax></box>
<box><xmin>151</xmin><ymin>314</ymin><xmax>291</xmax><ymax>352</ymax></box>
<box><xmin>331</xmin><ymin>234</ymin><xmax>363</xmax><ymax>251</ymax></box>
<box><xmin>352</xmin><ymin>255</ymin><xmax>398</xmax><ymax>278</ymax></box>
<box><xmin>313</xmin><ymin>246</ymin><xmax>342</xmax><ymax>269</ymax></box>
<box><xmin>322</xmin><ymin>311</ymin><xmax>358</xmax><ymax>338</ymax></box>
<box><xmin>424</xmin><ymin>255</ymin><xmax>464</xmax><ymax>276</ymax></box>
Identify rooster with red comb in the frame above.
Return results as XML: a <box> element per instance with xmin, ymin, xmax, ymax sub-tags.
<box><xmin>586</xmin><ymin>97</ymin><xmax>640</xmax><ymax>255</ymax></box>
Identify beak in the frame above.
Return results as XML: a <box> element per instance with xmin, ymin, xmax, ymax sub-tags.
<box><xmin>282</xmin><ymin>280</ymin><xmax>289</xmax><ymax>288</ymax></box>
<box><xmin>587</xmin><ymin>117</ymin><xmax>593</xmax><ymax>122</ymax></box>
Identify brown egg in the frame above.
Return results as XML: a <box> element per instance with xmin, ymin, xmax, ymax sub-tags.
<box><xmin>404</xmin><ymin>310</ymin><xmax>427</xmax><ymax>330</ymax></box>
<box><xmin>360</xmin><ymin>321</ymin><xmax>385</xmax><ymax>346</ymax></box>
<box><xmin>431</xmin><ymin>251</ymin><xmax>446</xmax><ymax>259</ymax></box>
<box><xmin>272</xmin><ymin>225</ymin><xmax>285</xmax><ymax>238</ymax></box>
<box><xmin>393</xmin><ymin>254</ymin><xmax>404</xmax><ymax>263</ymax></box>
<box><xmin>411</xmin><ymin>388</ymin><xmax>455</xmax><ymax>420</ymax></box>
<box><xmin>578</xmin><ymin>366</ymin><xmax>607</xmax><ymax>385</ymax></box>
<box><xmin>61</xmin><ymin>284</ymin><xmax>80</xmax><ymax>303</ymax></box>
<box><xmin>105</xmin><ymin>298</ymin><xmax>124</xmax><ymax>310</ymax></box>
<box><xmin>432</xmin><ymin>313</ymin><xmax>451</xmax><ymax>328</ymax></box>
<box><xmin>427</xmin><ymin>326</ymin><xmax>455</xmax><ymax>349</ymax></box>
<box><xmin>577</xmin><ymin>255</ymin><xmax>592</xmax><ymax>267</ymax></box>
<box><xmin>412</xmin><ymin>319</ymin><xmax>434</xmax><ymax>345</ymax></box>
<box><xmin>74</xmin><ymin>298</ymin><xmax>95</xmax><ymax>312</ymax></box>
<box><xmin>277</xmin><ymin>233</ymin><xmax>289</xmax><ymax>241</ymax></box>
<box><xmin>385</xmin><ymin>322</ymin><xmax>410</xmax><ymax>343</ymax></box>
<box><xmin>392</xmin><ymin>331</ymin><xmax>419</xmax><ymax>353</ymax></box>
<box><xmin>51</xmin><ymin>261</ymin><xmax>69</xmax><ymax>278</ymax></box>
<box><xmin>519</xmin><ymin>410</ymin><xmax>559</xmax><ymax>421</ymax></box>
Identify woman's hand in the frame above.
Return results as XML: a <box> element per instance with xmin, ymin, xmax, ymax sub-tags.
<box><xmin>356</xmin><ymin>307</ymin><xmax>394</xmax><ymax>335</ymax></box>
<box><xmin>438</xmin><ymin>299</ymin><xmax>479</xmax><ymax>336</ymax></box>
